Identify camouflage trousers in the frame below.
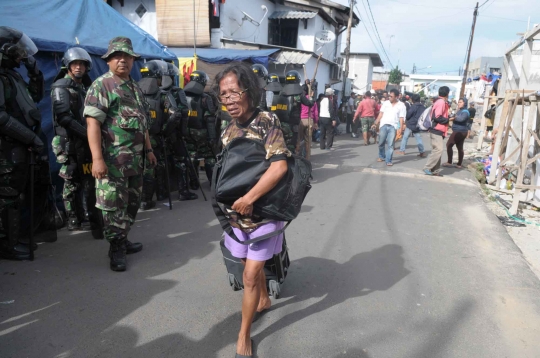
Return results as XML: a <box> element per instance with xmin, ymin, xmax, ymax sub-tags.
<box><xmin>95</xmin><ymin>174</ymin><xmax>143</xmax><ymax>242</ymax></box>
<box><xmin>143</xmin><ymin>136</ymin><xmax>166</xmax><ymax>177</ymax></box>
<box><xmin>280</xmin><ymin>122</ymin><xmax>298</xmax><ymax>153</ymax></box>
<box><xmin>62</xmin><ymin>179</ymin><xmax>78</xmax><ymax>212</ymax></box>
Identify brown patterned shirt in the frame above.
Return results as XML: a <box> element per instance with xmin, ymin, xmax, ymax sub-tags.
<box><xmin>221</xmin><ymin>109</ymin><xmax>291</xmax><ymax>232</ymax></box>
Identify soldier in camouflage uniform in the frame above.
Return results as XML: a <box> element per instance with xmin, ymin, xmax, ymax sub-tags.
<box><xmin>0</xmin><ymin>27</ymin><xmax>45</xmax><ymax>260</ymax></box>
<box><xmin>274</xmin><ymin>70</ymin><xmax>314</xmax><ymax>152</ymax></box>
<box><xmin>83</xmin><ymin>37</ymin><xmax>157</xmax><ymax>272</ymax></box>
<box><xmin>183</xmin><ymin>70</ymin><xmax>218</xmax><ymax>183</ymax></box>
<box><xmin>50</xmin><ymin>47</ymin><xmax>101</xmax><ymax>236</ymax></box>
<box><xmin>160</xmin><ymin>63</ymin><xmax>198</xmax><ymax>201</ymax></box>
<box><xmin>138</xmin><ymin>60</ymin><xmax>169</xmax><ymax>210</ymax></box>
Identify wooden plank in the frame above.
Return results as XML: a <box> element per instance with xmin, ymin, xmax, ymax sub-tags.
<box><xmin>496</xmin><ymin>97</ymin><xmax>520</xmax><ymax>187</ymax></box>
<box><xmin>488</xmin><ymin>94</ymin><xmax>512</xmax><ymax>183</ymax></box>
<box><xmin>156</xmin><ymin>0</ymin><xmax>210</xmax><ymax>47</ymax></box>
<box><xmin>510</xmin><ymin>101</ymin><xmax>537</xmax><ymax>215</ymax></box>
<box><xmin>515</xmin><ymin>185</ymin><xmax>540</xmax><ymax>190</ymax></box>
<box><xmin>485</xmin><ymin>184</ymin><xmax>515</xmax><ymax>194</ymax></box>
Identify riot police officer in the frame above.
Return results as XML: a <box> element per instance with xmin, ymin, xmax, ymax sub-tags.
<box><xmin>266</xmin><ymin>73</ymin><xmax>282</xmax><ymax>113</ymax></box>
<box><xmin>251</xmin><ymin>64</ymin><xmax>269</xmax><ymax>111</ymax></box>
<box><xmin>274</xmin><ymin>70</ymin><xmax>314</xmax><ymax>152</ymax></box>
<box><xmin>51</xmin><ymin>47</ymin><xmax>100</xmax><ymax>235</ymax></box>
<box><xmin>183</xmin><ymin>70</ymin><xmax>218</xmax><ymax>183</ymax></box>
<box><xmin>161</xmin><ymin>64</ymin><xmax>198</xmax><ymax>201</ymax></box>
<box><xmin>138</xmin><ymin>60</ymin><xmax>168</xmax><ymax>210</ymax></box>
<box><xmin>0</xmin><ymin>26</ymin><xmax>45</xmax><ymax>260</ymax></box>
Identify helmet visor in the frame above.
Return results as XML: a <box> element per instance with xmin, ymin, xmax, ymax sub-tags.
<box><xmin>154</xmin><ymin>60</ymin><xmax>169</xmax><ymax>75</ymax></box>
<box><xmin>6</xmin><ymin>33</ymin><xmax>38</xmax><ymax>59</ymax></box>
<box><xmin>64</xmin><ymin>47</ymin><xmax>92</xmax><ymax>70</ymax></box>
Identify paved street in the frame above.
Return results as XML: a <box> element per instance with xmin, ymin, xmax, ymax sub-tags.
<box><xmin>2</xmin><ymin>132</ymin><xmax>540</xmax><ymax>358</ymax></box>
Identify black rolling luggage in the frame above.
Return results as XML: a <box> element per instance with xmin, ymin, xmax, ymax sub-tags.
<box><xmin>220</xmin><ymin>235</ymin><xmax>290</xmax><ymax>299</ymax></box>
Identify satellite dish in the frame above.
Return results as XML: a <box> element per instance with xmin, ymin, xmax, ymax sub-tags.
<box><xmin>314</xmin><ymin>30</ymin><xmax>336</xmax><ymax>44</ymax></box>
<box><xmin>467</xmin><ymin>78</ymin><xmax>472</xmax><ymax>83</ymax></box>
<box><xmin>242</xmin><ymin>11</ymin><xmax>260</xmax><ymax>26</ymax></box>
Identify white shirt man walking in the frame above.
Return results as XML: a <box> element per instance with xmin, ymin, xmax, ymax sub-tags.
<box><xmin>371</xmin><ymin>89</ymin><xmax>406</xmax><ymax>166</ymax></box>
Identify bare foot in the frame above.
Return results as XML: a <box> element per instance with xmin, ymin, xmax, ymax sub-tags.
<box><xmin>257</xmin><ymin>296</ymin><xmax>271</xmax><ymax>313</ymax></box>
<box><xmin>236</xmin><ymin>336</ymin><xmax>252</xmax><ymax>356</ymax></box>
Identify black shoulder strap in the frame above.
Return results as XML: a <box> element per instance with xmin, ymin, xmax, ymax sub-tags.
<box><xmin>210</xmin><ymin>152</ymin><xmax>290</xmax><ymax>245</ymax></box>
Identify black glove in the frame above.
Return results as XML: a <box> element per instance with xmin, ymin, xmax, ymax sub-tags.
<box><xmin>24</xmin><ymin>55</ymin><xmax>40</xmax><ymax>77</ymax></box>
<box><xmin>31</xmin><ymin>135</ymin><xmax>44</xmax><ymax>153</ymax></box>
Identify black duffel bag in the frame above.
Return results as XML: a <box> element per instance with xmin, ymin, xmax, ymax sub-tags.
<box><xmin>211</xmin><ymin>137</ymin><xmax>312</xmax><ymax>223</ymax></box>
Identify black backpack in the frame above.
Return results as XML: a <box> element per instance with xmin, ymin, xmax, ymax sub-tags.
<box><xmin>211</xmin><ymin>137</ymin><xmax>312</xmax><ymax>244</ymax></box>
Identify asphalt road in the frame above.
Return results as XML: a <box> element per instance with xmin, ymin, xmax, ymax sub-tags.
<box><xmin>1</xmin><ymin>132</ymin><xmax>540</xmax><ymax>358</ymax></box>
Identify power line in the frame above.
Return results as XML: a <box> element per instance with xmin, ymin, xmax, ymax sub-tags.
<box><xmin>365</xmin><ymin>0</ymin><xmax>394</xmax><ymax>69</ymax></box>
<box><xmin>353</xmin><ymin>3</ymin><xmax>384</xmax><ymax>63</ymax></box>
<box><xmin>385</xmin><ymin>0</ymin><xmax>474</xmax><ymax>10</ymax></box>
<box><xmin>478</xmin><ymin>15</ymin><xmax>528</xmax><ymax>22</ymax></box>
<box><xmin>478</xmin><ymin>0</ymin><xmax>492</xmax><ymax>8</ymax></box>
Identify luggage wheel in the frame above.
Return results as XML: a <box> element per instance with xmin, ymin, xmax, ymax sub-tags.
<box><xmin>228</xmin><ymin>274</ymin><xmax>241</xmax><ymax>291</ymax></box>
<box><xmin>269</xmin><ymin>280</ymin><xmax>280</xmax><ymax>299</ymax></box>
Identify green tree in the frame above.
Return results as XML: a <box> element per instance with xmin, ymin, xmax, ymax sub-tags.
<box><xmin>388</xmin><ymin>66</ymin><xmax>403</xmax><ymax>85</ymax></box>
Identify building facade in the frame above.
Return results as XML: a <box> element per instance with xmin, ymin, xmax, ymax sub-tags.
<box><xmin>344</xmin><ymin>53</ymin><xmax>383</xmax><ymax>93</ymax></box>
<box><xmin>467</xmin><ymin>56</ymin><xmax>503</xmax><ymax>79</ymax></box>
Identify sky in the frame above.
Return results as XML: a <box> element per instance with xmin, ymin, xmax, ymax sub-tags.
<box><xmin>332</xmin><ymin>0</ymin><xmax>539</xmax><ymax>75</ymax></box>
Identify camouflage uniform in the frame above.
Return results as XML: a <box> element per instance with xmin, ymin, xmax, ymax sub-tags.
<box><xmin>221</xmin><ymin>110</ymin><xmax>290</xmax><ymax>232</ymax></box>
<box><xmin>83</xmin><ymin>70</ymin><xmax>147</xmax><ymax>242</ymax></box>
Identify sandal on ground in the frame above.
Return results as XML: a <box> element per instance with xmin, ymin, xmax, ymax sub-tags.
<box><xmin>386</xmin><ymin>163</ymin><xmax>393</xmax><ymax>166</ymax></box>
<box><xmin>235</xmin><ymin>339</ymin><xmax>255</xmax><ymax>358</ymax></box>
<box><xmin>417</xmin><ymin>153</ymin><xmax>426</xmax><ymax>158</ymax></box>
<box><xmin>455</xmin><ymin>164</ymin><xmax>463</xmax><ymax>169</ymax></box>
<box><xmin>377</xmin><ymin>158</ymin><xmax>384</xmax><ymax>162</ymax></box>
<box><xmin>432</xmin><ymin>172</ymin><xmax>444</xmax><ymax>177</ymax></box>
<box><xmin>442</xmin><ymin>163</ymin><xmax>454</xmax><ymax>167</ymax></box>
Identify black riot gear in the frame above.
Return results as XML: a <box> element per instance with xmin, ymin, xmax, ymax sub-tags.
<box><xmin>0</xmin><ymin>28</ymin><xmax>47</xmax><ymax>260</ymax></box>
<box><xmin>140</xmin><ymin>59</ymin><xmax>167</xmax><ymax>79</ymax></box>
<box><xmin>51</xmin><ymin>77</ymin><xmax>87</xmax><ymax>138</ymax></box>
<box><xmin>267</xmin><ymin>73</ymin><xmax>282</xmax><ymax>93</ymax></box>
<box><xmin>251</xmin><ymin>64</ymin><xmax>268</xmax><ymax>89</ymax></box>
<box><xmin>0</xmin><ymin>26</ymin><xmax>38</xmax><ymax>65</ymax></box>
<box><xmin>184</xmin><ymin>70</ymin><xmax>209</xmax><ymax>96</ymax></box>
<box><xmin>282</xmin><ymin>70</ymin><xmax>303</xmax><ymax>96</ymax></box>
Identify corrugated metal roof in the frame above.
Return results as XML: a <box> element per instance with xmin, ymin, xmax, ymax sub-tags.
<box><xmin>272</xmin><ymin>51</ymin><xmax>313</xmax><ymax>65</ymax></box>
<box><xmin>269</xmin><ymin>11</ymin><xmax>318</xmax><ymax>20</ymax></box>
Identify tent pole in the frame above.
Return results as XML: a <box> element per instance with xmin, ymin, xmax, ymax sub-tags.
<box><xmin>193</xmin><ymin>0</ymin><xmax>197</xmax><ymax>56</ymax></box>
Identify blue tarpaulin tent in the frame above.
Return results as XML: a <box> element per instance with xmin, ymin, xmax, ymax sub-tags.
<box><xmin>169</xmin><ymin>48</ymin><xmax>279</xmax><ymax>67</ymax></box>
<box><xmin>1</xmin><ymin>0</ymin><xmax>176</xmax><ymax>174</ymax></box>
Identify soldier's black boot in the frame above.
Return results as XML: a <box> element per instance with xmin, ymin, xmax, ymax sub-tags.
<box><xmin>139</xmin><ymin>176</ymin><xmax>156</xmax><ymax>210</ymax></box>
<box><xmin>125</xmin><ymin>240</ymin><xmax>143</xmax><ymax>254</ymax></box>
<box><xmin>66</xmin><ymin>211</ymin><xmax>80</xmax><ymax>231</ymax></box>
<box><xmin>0</xmin><ymin>209</ymin><xmax>33</xmax><ymax>261</ymax></box>
<box><xmin>79</xmin><ymin>192</ymin><xmax>93</xmax><ymax>231</ymax></box>
<box><xmin>109</xmin><ymin>240</ymin><xmax>127</xmax><ymax>272</ymax></box>
<box><xmin>177</xmin><ymin>164</ymin><xmax>198</xmax><ymax>201</ymax></box>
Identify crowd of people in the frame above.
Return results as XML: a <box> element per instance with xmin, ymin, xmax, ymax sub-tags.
<box><xmin>318</xmin><ymin>86</ymin><xmax>477</xmax><ymax>174</ymax></box>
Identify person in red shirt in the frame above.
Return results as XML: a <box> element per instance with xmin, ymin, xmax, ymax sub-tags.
<box><xmin>423</xmin><ymin>86</ymin><xmax>450</xmax><ymax>176</ymax></box>
<box><xmin>353</xmin><ymin>91</ymin><xmax>377</xmax><ymax>145</ymax></box>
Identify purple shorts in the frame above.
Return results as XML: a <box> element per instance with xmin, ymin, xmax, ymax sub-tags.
<box><xmin>224</xmin><ymin>221</ymin><xmax>284</xmax><ymax>262</ymax></box>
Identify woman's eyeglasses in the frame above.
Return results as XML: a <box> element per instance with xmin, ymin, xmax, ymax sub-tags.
<box><xmin>218</xmin><ymin>89</ymin><xmax>247</xmax><ymax>103</ymax></box>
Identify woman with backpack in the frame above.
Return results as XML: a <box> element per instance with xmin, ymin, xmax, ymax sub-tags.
<box><xmin>444</xmin><ymin>97</ymin><xmax>470</xmax><ymax>169</ymax></box>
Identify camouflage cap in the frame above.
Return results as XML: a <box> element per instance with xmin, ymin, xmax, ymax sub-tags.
<box><xmin>101</xmin><ymin>36</ymin><xmax>140</xmax><ymax>59</ymax></box>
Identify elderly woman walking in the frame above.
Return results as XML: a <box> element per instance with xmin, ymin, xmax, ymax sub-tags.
<box><xmin>444</xmin><ymin>98</ymin><xmax>470</xmax><ymax>169</ymax></box>
<box><xmin>214</xmin><ymin>63</ymin><xmax>290</xmax><ymax>358</ymax></box>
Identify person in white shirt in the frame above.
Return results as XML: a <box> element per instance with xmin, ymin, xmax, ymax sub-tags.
<box><xmin>319</xmin><ymin>88</ymin><xmax>337</xmax><ymax>150</ymax></box>
<box><xmin>371</xmin><ymin>89</ymin><xmax>406</xmax><ymax>166</ymax></box>
<box><xmin>346</xmin><ymin>93</ymin><xmax>355</xmax><ymax>135</ymax></box>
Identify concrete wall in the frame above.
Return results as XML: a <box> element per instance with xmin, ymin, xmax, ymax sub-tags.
<box><xmin>467</xmin><ymin>56</ymin><xmax>504</xmax><ymax>78</ymax></box>
<box><xmin>501</xmin><ymin>38</ymin><xmax>540</xmax><ymax>92</ymax></box>
<box><xmin>111</xmin><ymin>0</ymin><xmax>158</xmax><ymax>40</ymax></box>
<box><xmin>220</xmin><ymin>0</ymin><xmax>274</xmax><ymax>44</ymax></box>
<box><xmin>348</xmin><ymin>55</ymin><xmax>373</xmax><ymax>93</ymax></box>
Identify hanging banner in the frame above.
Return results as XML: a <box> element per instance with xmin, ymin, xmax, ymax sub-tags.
<box><xmin>178</xmin><ymin>57</ymin><xmax>197</xmax><ymax>88</ymax></box>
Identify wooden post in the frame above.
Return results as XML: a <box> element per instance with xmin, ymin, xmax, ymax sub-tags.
<box><xmin>488</xmin><ymin>93</ymin><xmax>515</xmax><ymax>184</ymax></box>
<box><xmin>510</xmin><ymin>100</ymin><xmax>538</xmax><ymax>214</ymax></box>
<box><xmin>496</xmin><ymin>97</ymin><xmax>520</xmax><ymax>188</ymax></box>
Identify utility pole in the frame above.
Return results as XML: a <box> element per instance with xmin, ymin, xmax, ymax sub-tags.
<box><xmin>412</xmin><ymin>63</ymin><xmax>416</xmax><ymax>74</ymax></box>
<box><xmin>460</xmin><ymin>2</ymin><xmax>478</xmax><ymax>98</ymax></box>
<box><xmin>342</xmin><ymin>0</ymin><xmax>355</xmax><ymax>98</ymax></box>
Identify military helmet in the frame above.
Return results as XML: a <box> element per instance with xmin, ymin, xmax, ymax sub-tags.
<box><xmin>268</xmin><ymin>73</ymin><xmax>280</xmax><ymax>83</ymax></box>
<box><xmin>251</xmin><ymin>64</ymin><xmax>268</xmax><ymax>80</ymax></box>
<box><xmin>167</xmin><ymin>62</ymin><xmax>179</xmax><ymax>76</ymax></box>
<box><xmin>189</xmin><ymin>70</ymin><xmax>208</xmax><ymax>87</ymax></box>
<box><xmin>285</xmin><ymin>70</ymin><xmax>302</xmax><ymax>84</ymax></box>
<box><xmin>140</xmin><ymin>59</ymin><xmax>168</xmax><ymax>78</ymax></box>
<box><xmin>62</xmin><ymin>47</ymin><xmax>92</xmax><ymax>72</ymax></box>
<box><xmin>0</xmin><ymin>26</ymin><xmax>38</xmax><ymax>61</ymax></box>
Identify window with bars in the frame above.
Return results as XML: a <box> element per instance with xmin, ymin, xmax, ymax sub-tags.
<box><xmin>268</xmin><ymin>19</ymin><xmax>298</xmax><ymax>48</ymax></box>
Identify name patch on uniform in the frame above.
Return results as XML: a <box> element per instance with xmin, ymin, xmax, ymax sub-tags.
<box><xmin>149</xmin><ymin>110</ymin><xmax>157</xmax><ymax>119</ymax></box>
<box><xmin>81</xmin><ymin>163</ymin><xmax>93</xmax><ymax>175</ymax></box>
<box><xmin>271</xmin><ymin>106</ymin><xmax>277</xmax><ymax>111</ymax></box>
<box><xmin>188</xmin><ymin>110</ymin><xmax>198</xmax><ymax>117</ymax></box>
<box><xmin>276</xmin><ymin>104</ymin><xmax>288</xmax><ymax>110</ymax></box>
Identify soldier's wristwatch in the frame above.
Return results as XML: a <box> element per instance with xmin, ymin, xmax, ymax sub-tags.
<box><xmin>145</xmin><ymin>149</ymin><xmax>153</xmax><ymax>154</ymax></box>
